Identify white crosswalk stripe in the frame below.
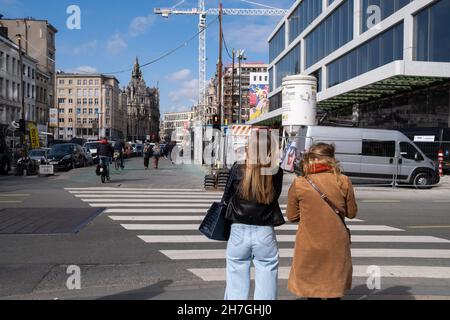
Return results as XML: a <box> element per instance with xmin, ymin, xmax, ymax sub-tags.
<box><xmin>68</xmin><ymin>187</ymin><xmax>450</xmax><ymax>283</ymax></box>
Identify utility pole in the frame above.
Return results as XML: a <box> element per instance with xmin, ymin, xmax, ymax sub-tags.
<box><xmin>231</xmin><ymin>49</ymin><xmax>235</xmax><ymax>124</ymax></box>
<box><xmin>16</xmin><ymin>34</ymin><xmax>25</xmax><ymax>147</ymax></box>
<box><xmin>217</xmin><ymin>1</ymin><xmax>223</xmax><ymax>129</ymax></box>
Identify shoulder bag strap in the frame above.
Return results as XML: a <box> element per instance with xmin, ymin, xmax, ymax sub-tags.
<box><xmin>304</xmin><ymin>176</ymin><xmax>348</xmax><ymax>229</ymax></box>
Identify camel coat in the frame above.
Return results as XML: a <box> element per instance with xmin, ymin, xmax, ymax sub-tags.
<box><xmin>286</xmin><ymin>172</ymin><xmax>358</xmax><ymax>298</ymax></box>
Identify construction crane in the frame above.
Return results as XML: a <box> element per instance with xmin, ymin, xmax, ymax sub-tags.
<box><xmin>154</xmin><ymin>0</ymin><xmax>288</xmax><ymax>109</ymax></box>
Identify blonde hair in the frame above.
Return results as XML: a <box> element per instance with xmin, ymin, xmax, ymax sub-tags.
<box><xmin>302</xmin><ymin>143</ymin><xmax>342</xmax><ymax>182</ymax></box>
<box><xmin>238</xmin><ymin>131</ymin><xmax>276</xmax><ymax>205</ymax></box>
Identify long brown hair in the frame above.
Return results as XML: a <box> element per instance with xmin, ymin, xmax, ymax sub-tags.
<box><xmin>238</xmin><ymin>130</ymin><xmax>276</xmax><ymax>205</ymax></box>
<box><xmin>302</xmin><ymin>143</ymin><xmax>342</xmax><ymax>181</ymax></box>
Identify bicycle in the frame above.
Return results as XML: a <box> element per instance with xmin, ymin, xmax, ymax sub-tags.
<box><xmin>98</xmin><ymin>156</ymin><xmax>110</xmax><ymax>183</ymax></box>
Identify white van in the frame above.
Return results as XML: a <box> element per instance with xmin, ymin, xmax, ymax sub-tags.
<box><xmin>289</xmin><ymin>126</ymin><xmax>440</xmax><ymax>188</ymax></box>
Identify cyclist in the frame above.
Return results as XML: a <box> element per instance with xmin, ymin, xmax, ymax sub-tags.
<box><xmin>114</xmin><ymin>139</ymin><xmax>126</xmax><ymax>169</ymax></box>
<box><xmin>97</xmin><ymin>138</ymin><xmax>114</xmax><ymax>180</ymax></box>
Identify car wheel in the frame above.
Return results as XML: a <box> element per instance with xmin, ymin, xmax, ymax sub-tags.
<box><xmin>413</xmin><ymin>172</ymin><xmax>433</xmax><ymax>190</ymax></box>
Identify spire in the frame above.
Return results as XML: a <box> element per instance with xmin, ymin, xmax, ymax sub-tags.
<box><xmin>132</xmin><ymin>56</ymin><xmax>142</xmax><ymax>79</ymax></box>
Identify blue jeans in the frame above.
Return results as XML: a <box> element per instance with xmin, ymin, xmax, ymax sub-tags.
<box><xmin>99</xmin><ymin>156</ymin><xmax>111</xmax><ymax>177</ymax></box>
<box><xmin>225</xmin><ymin>224</ymin><xmax>279</xmax><ymax>300</ymax></box>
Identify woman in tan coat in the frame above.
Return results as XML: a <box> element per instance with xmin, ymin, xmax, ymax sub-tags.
<box><xmin>286</xmin><ymin>143</ymin><xmax>358</xmax><ymax>300</ymax></box>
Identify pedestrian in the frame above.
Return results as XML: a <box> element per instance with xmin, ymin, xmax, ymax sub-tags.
<box><xmin>222</xmin><ymin>131</ymin><xmax>284</xmax><ymax>300</ymax></box>
<box><xmin>286</xmin><ymin>143</ymin><xmax>358</xmax><ymax>300</ymax></box>
<box><xmin>143</xmin><ymin>142</ymin><xmax>153</xmax><ymax>170</ymax></box>
<box><xmin>96</xmin><ymin>137</ymin><xmax>114</xmax><ymax>180</ymax></box>
<box><xmin>153</xmin><ymin>142</ymin><xmax>161</xmax><ymax>169</ymax></box>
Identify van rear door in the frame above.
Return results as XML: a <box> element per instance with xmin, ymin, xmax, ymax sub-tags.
<box><xmin>360</xmin><ymin>140</ymin><xmax>397</xmax><ymax>184</ymax></box>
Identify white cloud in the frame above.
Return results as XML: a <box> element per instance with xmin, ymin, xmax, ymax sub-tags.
<box><xmin>129</xmin><ymin>15</ymin><xmax>156</xmax><ymax>37</ymax></box>
<box><xmin>66</xmin><ymin>66</ymin><xmax>98</xmax><ymax>74</ymax></box>
<box><xmin>72</xmin><ymin>40</ymin><xmax>98</xmax><ymax>55</ymax></box>
<box><xmin>166</xmin><ymin>69</ymin><xmax>192</xmax><ymax>81</ymax></box>
<box><xmin>106</xmin><ymin>34</ymin><xmax>127</xmax><ymax>55</ymax></box>
<box><xmin>168</xmin><ymin>78</ymin><xmax>198</xmax><ymax>105</ymax></box>
<box><xmin>224</xmin><ymin>22</ymin><xmax>275</xmax><ymax>54</ymax></box>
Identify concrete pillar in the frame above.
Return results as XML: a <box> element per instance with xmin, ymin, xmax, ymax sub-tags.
<box><xmin>404</xmin><ymin>14</ymin><xmax>415</xmax><ymax>62</ymax></box>
<box><xmin>354</xmin><ymin>0</ymin><xmax>362</xmax><ymax>38</ymax></box>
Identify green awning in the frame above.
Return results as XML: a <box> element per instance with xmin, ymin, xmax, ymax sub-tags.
<box><xmin>317</xmin><ymin>75</ymin><xmax>449</xmax><ymax>110</ymax></box>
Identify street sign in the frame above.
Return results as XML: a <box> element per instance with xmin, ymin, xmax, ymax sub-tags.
<box><xmin>49</xmin><ymin>109</ymin><xmax>58</xmax><ymax>128</ymax></box>
<box><xmin>39</xmin><ymin>165</ymin><xmax>54</xmax><ymax>175</ymax></box>
<box><xmin>29</xmin><ymin>123</ymin><xmax>40</xmax><ymax>149</ymax></box>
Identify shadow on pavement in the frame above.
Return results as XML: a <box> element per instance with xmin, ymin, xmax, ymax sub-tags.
<box><xmin>96</xmin><ymin>280</ymin><xmax>173</xmax><ymax>300</ymax></box>
<box><xmin>348</xmin><ymin>285</ymin><xmax>415</xmax><ymax>300</ymax></box>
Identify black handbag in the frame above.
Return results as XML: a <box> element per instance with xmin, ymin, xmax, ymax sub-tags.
<box><xmin>199</xmin><ymin>201</ymin><xmax>231</xmax><ymax>241</ymax></box>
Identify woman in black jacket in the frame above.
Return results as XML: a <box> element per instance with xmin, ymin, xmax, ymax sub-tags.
<box><xmin>221</xmin><ymin>131</ymin><xmax>284</xmax><ymax>300</ymax></box>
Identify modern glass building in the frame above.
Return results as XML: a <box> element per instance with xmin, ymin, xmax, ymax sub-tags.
<box><xmin>251</xmin><ymin>0</ymin><xmax>450</xmax><ymax>129</ymax></box>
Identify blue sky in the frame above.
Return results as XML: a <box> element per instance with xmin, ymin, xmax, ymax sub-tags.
<box><xmin>1</xmin><ymin>0</ymin><xmax>293</xmax><ymax>116</ymax></box>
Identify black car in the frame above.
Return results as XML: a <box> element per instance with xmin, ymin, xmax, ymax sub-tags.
<box><xmin>47</xmin><ymin>143</ymin><xmax>87</xmax><ymax>171</ymax></box>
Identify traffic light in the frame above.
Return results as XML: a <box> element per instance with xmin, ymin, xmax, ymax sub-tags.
<box><xmin>212</xmin><ymin>114</ymin><xmax>221</xmax><ymax>131</ymax></box>
<box><xmin>19</xmin><ymin>119</ymin><xmax>26</xmax><ymax>133</ymax></box>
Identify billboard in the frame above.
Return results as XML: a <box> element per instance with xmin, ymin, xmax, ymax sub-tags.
<box><xmin>28</xmin><ymin>123</ymin><xmax>40</xmax><ymax>149</ymax></box>
<box><xmin>49</xmin><ymin>108</ymin><xmax>58</xmax><ymax>128</ymax></box>
<box><xmin>249</xmin><ymin>84</ymin><xmax>269</xmax><ymax>122</ymax></box>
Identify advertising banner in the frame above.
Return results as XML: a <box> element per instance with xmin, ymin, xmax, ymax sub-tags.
<box><xmin>28</xmin><ymin>123</ymin><xmax>40</xmax><ymax>149</ymax></box>
<box><xmin>249</xmin><ymin>84</ymin><xmax>269</xmax><ymax>122</ymax></box>
<box><xmin>49</xmin><ymin>108</ymin><xmax>58</xmax><ymax>128</ymax></box>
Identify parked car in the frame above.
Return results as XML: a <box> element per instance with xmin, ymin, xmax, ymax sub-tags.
<box><xmin>0</xmin><ymin>142</ymin><xmax>11</xmax><ymax>175</ymax></box>
<box><xmin>287</xmin><ymin>126</ymin><xmax>440</xmax><ymax>189</ymax></box>
<box><xmin>135</xmin><ymin>144</ymin><xmax>143</xmax><ymax>157</ymax></box>
<box><xmin>83</xmin><ymin>141</ymin><xmax>100</xmax><ymax>163</ymax></box>
<box><xmin>47</xmin><ymin>143</ymin><xmax>87</xmax><ymax>171</ymax></box>
<box><xmin>29</xmin><ymin>148</ymin><xmax>51</xmax><ymax>164</ymax></box>
<box><xmin>82</xmin><ymin>147</ymin><xmax>95</xmax><ymax>166</ymax></box>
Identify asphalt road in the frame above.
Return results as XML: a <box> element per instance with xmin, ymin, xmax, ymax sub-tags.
<box><xmin>0</xmin><ymin>157</ymin><xmax>449</xmax><ymax>300</ymax></box>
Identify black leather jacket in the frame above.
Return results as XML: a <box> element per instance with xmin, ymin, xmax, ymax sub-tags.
<box><xmin>221</xmin><ymin>164</ymin><xmax>285</xmax><ymax>227</ymax></box>
<box><xmin>97</xmin><ymin>143</ymin><xmax>114</xmax><ymax>157</ymax></box>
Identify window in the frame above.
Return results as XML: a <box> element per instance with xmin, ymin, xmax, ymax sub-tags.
<box><xmin>269</xmin><ymin>24</ymin><xmax>286</xmax><ymax>63</ymax></box>
<box><xmin>89</xmin><ymin>80</ymin><xmax>93</xmax><ymax>85</ymax></box>
<box><xmin>414</xmin><ymin>0</ymin><xmax>450</xmax><ymax>63</ymax></box>
<box><xmin>6</xmin><ymin>55</ymin><xmax>9</xmax><ymax>73</ymax></box>
<box><xmin>59</xmin><ymin>79</ymin><xmax>65</xmax><ymax>85</ymax></box>
<box><xmin>305</xmin><ymin>0</ymin><xmax>353</xmax><ymax>68</ymax></box>
<box><xmin>0</xmin><ymin>77</ymin><xmax>3</xmax><ymax>98</ymax></box>
<box><xmin>69</xmin><ymin>80</ymin><xmax>73</xmax><ymax>85</ymax></box>
<box><xmin>400</xmin><ymin>142</ymin><xmax>423</xmax><ymax>161</ymax></box>
<box><xmin>77</xmin><ymin>98</ymin><xmax>82</xmax><ymax>105</ymax></box>
<box><xmin>68</xmin><ymin>108</ymin><xmax>73</xmax><ymax>114</ymax></box>
<box><xmin>77</xmin><ymin>80</ymin><xmax>82</xmax><ymax>85</ymax></box>
<box><xmin>362</xmin><ymin>141</ymin><xmax>396</xmax><ymax>157</ymax></box>
<box><xmin>89</xmin><ymin>98</ymin><xmax>93</xmax><ymax>105</ymax></box>
<box><xmin>328</xmin><ymin>23</ymin><xmax>404</xmax><ymax>87</ymax></box>
<box><xmin>0</xmin><ymin>52</ymin><xmax>3</xmax><ymax>71</ymax></box>
<box><xmin>361</xmin><ymin>0</ymin><xmax>413</xmax><ymax>33</ymax></box>
<box><xmin>289</xmin><ymin>0</ymin><xmax>323</xmax><ymax>43</ymax></box>
<box><xmin>275</xmin><ymin>44</ymin><xmax>301</xmax><ymax>90</ymax></box>
<box><xmin>83</xmin><ymin>98</ymin><xmax>87</xmax><ymax>105</ymax></box>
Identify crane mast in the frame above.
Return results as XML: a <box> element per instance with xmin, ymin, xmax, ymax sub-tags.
<box><xmin>154</xmin><ymin>3</ymin><xmax>288</xmax><ymax>112</ymax></box>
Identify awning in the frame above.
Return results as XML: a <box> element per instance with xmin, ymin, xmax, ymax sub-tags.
<box><xmin>317</xmin><ymin>75</ymin><xmax>449</xmax><ymax>110</ymax></box>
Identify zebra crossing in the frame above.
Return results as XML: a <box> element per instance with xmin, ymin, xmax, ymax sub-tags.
<box><xmin>66</xmin><ymin>187</ymin><xmax>450</xmax><ymax>283</ymax></box>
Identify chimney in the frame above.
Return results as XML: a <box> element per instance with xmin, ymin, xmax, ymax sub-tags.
<box><xmin>0</xmin><ymin>26</ymin><xmax>8</xmax><ymax>39</ymax></box>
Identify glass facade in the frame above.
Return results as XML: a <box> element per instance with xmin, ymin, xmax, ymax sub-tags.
<box><xmin>415</xmin><ymin>0</ymin><xmax>450</xmax><ymax>63</ymax></box>
<box><xmin>305</xmin><ymin>0</ymin><xmax>354</xmax><ymax>69</ymax></box>
<box><xmin>269</xmin><ymin>92</ymin><xmax>282</xmax><ymax>113</ymax></box>
<box><xmin>269</xmin><ymin>67</ymin><xmax>274</xmax><ymax>92</ymax></box>
<box><xmin>327</xmin><ymin>23</ymin><xmax>404</xmax><ymax>87</ymax></box>
<box><xmin>288</xmin><ymin>0</ymin><xmax>323</xmax><ymax>44</ymax></box>
<box><xmin>269</xmin><ymin>23</ymin><xmax>285</xmax><ymax>63</ymax></box>
<box><xmin>310</xmin><ymin>69</ymin><xmax>322</xmax><ymax>92</ymax></box>
<box><xmin>275</xmin><ymin>44</ymin><xmax>301</xmax><ymax>90</ymax></box>
<box><xmin>361</xmin><ymin>0</ymin><xmax>413</xmax><ymax>33</ymax></box>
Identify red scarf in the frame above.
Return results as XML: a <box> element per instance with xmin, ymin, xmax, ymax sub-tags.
<box><xmin>309</xmin><ymin>163</ymin><xmax>333</xmax><ymax>174</ymax></box>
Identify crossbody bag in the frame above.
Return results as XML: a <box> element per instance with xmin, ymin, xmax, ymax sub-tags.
<box><xmin>305</xmin><ymin>177</ymin><xmax>352</xmax><ymax>244</ymax></box>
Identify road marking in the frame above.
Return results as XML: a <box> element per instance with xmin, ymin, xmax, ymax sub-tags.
<box><xmin>161</xmin><ymin>248</ymin><xmax>450</xmax><ymax>260</ymax></box>
<box><xmin>69</xmin><ymin>191</ymin><xmax>222</xmax><ymax>195</ymax></box>
<box><xmin>76</xmin><ymin>195</ymin><xmax>222</xmax><ymax>199</ymax></box>
<box><xmin>138</xmin><ymin>235</ymin><xmax>449</xmax><ymax>244</ymax></box>
<box><xmin>408</xmin><ymin>225</ymin><xmax>450</xmax><ymax>230</ymax></box>
<box><xmin>90</xmin><ymin>203</ymin><xmax>213</xmax><ymax>208</ymax></box>
<box><xmin>65</xmin><ymin>188</ymin><xmax>207</xmax><ymax>192</ymax></box>
<box><xmin>83</xmin><ymin>199</ymin><xmax>221</xmax><ymax>203</ymax></box>
<box><xmin>0</xmin><ymin>194</ymin><xmax>30</xmax><ymax>197</ymax></box>
<box><xmin>122</xmin><ymin>224</ymin><xmax>399</xmax><ymax>232</ymax></box>
<box><xmin>188</xmin><ymin>266</ymin><xmax>450</xmax><ymax>281</ymax></box>
<box><xmin>0</xmin><ymin>201</ymin><xmax>23</xmax><ymax>203</ymax></box>
<box><xmin>432</xmin><ymin>200</ymin><xmax>450</xmax><ymax>203</ymax></box>
<box><xmin>105</xmin><ymin>209</ymin><xmax>208</xmax><ymax>214</ymax></box>
<box><xmin>108</xmin><ymin>215</ymin><xmax>364</xmax><ymax>223</ymax></box>
<box><xmin>362</xmin><ymin>200</ymin><xmax>401</xmax><ymax>203</ymax></box>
